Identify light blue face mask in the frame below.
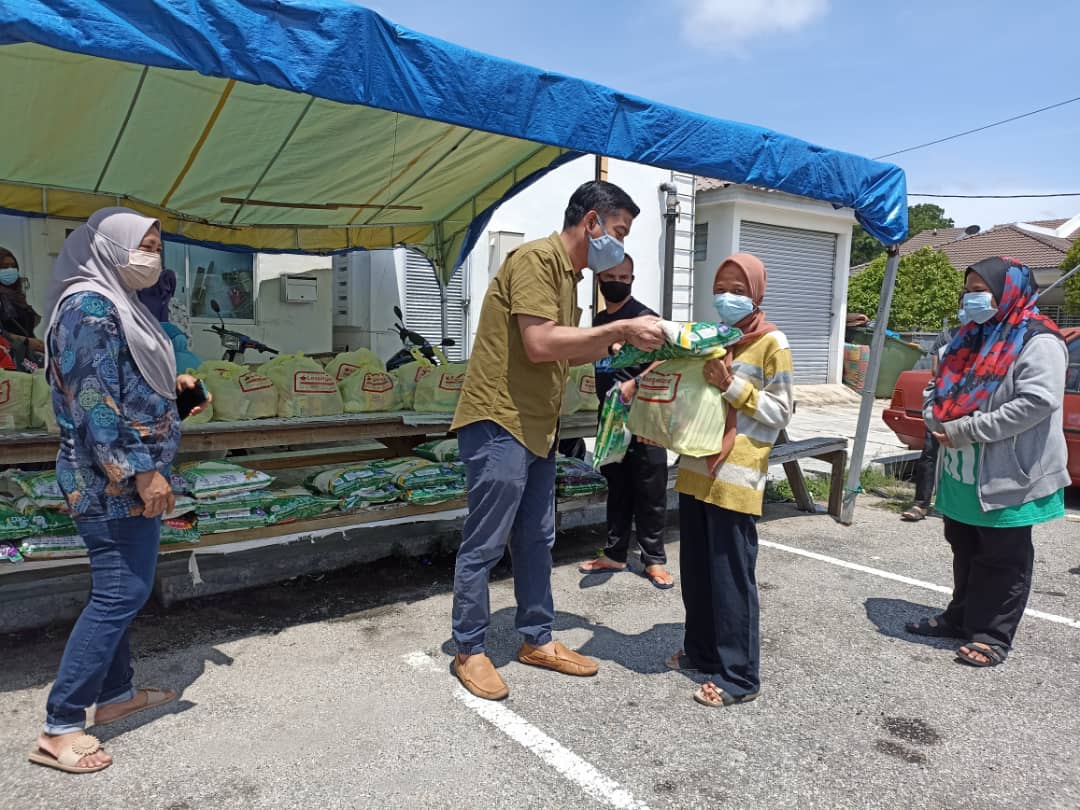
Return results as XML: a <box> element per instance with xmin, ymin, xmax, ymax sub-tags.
<box><xmin>957</xmin><ymin>308</ymin><xmax>971</xmax><ymax>327</ymax></box>
<box><xmin>0</xmin><ymin>267</ymin><xmax>18</xmax><ymax>286</ymax></box>
<box><xmin>587</xmin><ymin>214</ymin><xmax>625</xmax><ymax>273</ymax></box>
<box><xmin>962</xmin><ymin>291</ymin><xmax>997</xmax><ymax>325</ymax></box>
<box><xmin>713</xmin><ymin>292</ymin><xmax>755</xmax><ymax>325</ymax></box>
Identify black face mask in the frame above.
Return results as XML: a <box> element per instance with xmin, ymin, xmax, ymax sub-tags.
<box><xmin>599</xmin><ymin>280</ymin><xmax>631</xmax><ymax>304</ymax></box>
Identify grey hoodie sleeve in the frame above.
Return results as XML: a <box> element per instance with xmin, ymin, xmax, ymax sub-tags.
<box><xmin>942</xmin><ymin>333</ymin><xmax>1067</xmax><ymax>449</ymax></box>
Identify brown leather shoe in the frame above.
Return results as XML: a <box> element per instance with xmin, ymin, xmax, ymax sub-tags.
<box><xmin>453</xmin><ymin>653</ymin><xmax>509</xmax><ymax>701</ymax></box>
<box><xmin>518</xmin><ymin>642</ymin><xmax>598</xmax><ymax>677</ymax></box>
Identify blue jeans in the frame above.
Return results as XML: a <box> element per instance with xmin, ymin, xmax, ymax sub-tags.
<box><xmin>44</xmin><ymin>516</ymin><xmax>161</xmax><ymax>734</ymax></box>
<box><xmin>452</xmin><ymin>421</ymin><xmax>557</xmax><ymax>654</ymax></box>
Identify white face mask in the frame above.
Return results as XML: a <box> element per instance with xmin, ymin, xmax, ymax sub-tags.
<box><xmin>116</xmin><ymin>249</ymin><xmax>162</xmax><ymax>290</ymax></box>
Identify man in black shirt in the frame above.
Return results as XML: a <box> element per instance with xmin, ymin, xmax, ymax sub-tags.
<box><xmin>578</xmin><ymin>255</ymin><xmax>673</xmax><ymax>588</ymax></box>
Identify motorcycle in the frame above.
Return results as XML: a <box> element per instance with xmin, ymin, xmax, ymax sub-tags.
<box><xmin>384</xmin><ymin>305</ymin><xmax>455</xmax><ymax>371</ymax></box>
<box><xmin>203</xmin><ymin>299</ymin><xmax>279</xmax><ymax>363</ymax></box>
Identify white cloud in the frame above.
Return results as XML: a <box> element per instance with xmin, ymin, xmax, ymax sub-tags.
<box><xmin>680</xmin><ymin>0</ymin><xmax>829</xmax><ymax>49</ymax></box>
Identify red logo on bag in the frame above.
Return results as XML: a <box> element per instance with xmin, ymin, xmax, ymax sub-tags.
<box><xmin>578</xmin><ymin>374</ymin><xmax>596</xmax><ymax>395</ymax></box>
<box><xmin>637</xmin><ymin>371</ymin><xmax>681</xmax><ymax>404</ymax></box>
<box><xmin>292</xmin><ymin>370</ymin><xmax>337</xmax><ymax>394</ymax></box>
<box><xmin>238</xmin><ymin>372</ymin><xmax>273</xmax><ymax>393</ymax></box>
<box><xmin>361</xmin><ymin>372</ymin><xmax>394</xmax><ymax>394</ymax></box>
<box><xmin>438</xmin><ymin>373</ymin><xmax>466</xmax><ymax>392</ymax></box>
<box><xmin>414</xmin><ymin>366</ymin><xmax>433</xmax><ymax>384</ymax></box>
<box><xmin>336</xmin><ymin>363</ymin><xmax>361</xmax><ymax>381</ymax></box>
<box><xmin>0</xmin><ymin>379</ymin><xmax>9</xmax><ymax>405</ymax></box>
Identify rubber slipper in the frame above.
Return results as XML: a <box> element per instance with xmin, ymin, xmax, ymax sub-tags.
<box><xmin>577</xmin><ymin>560</ymin><xmax>627</xmax><ymax>575</ymax></box>
<box><xmin>28</xmin><ymin>734</ymin><xmax>110</xmax><ymax>774</ymax></box>
<box><xmin>642</xmin><ymin>570</ymin><xmax>675</xmax><ymax>590</ymax></box>
<box><xmin>904</xmin><ymin>615</ymin><xmax>963</xmax><ymax>639</ymax></box>
<box><xmin>92</xmin><ymin>687</ymin><xmax>177</xmax><ymax>726</ymax></box>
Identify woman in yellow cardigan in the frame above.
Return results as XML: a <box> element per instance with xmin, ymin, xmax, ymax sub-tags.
<box><xmin>668</xmin><ymin>253</ymin><xmax>795</xmax><ymax>707</ymax></box>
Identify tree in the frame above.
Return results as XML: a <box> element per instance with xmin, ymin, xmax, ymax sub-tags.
<box><xmin>1061</xmin><ymin>238</ymin><xmax>1080</xmax><ymax>315</ymax></box>
<box><xmin>849</xmin><ymin>203</ymin><xmax>956</xmax><ymax>267</ymax></box>
<box><xmin>847</xmin><ymin>246</ymin><xmax>963</xmax><ymax>331</ymax></box>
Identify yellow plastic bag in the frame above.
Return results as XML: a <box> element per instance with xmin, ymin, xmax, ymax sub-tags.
<box><xmin>0</xmin><ymin>369</ymin><xmax>33</xmax><ymax>431</ymax></box>
<box><xmin>258</xmin><ymin>353</ymin><xmax>343</xmax><ymax>418</ymax></box>
<box><xmin>340</xmin><ymin>369</ymin><xmax>403</xmax><ymax>413</ymax></box>
<box><xmin>29</xmin><ymin>370</ymin><xmax>59</xmax><ymax>434</ymax></box>
<box><xmin>324</xmin><ymin>349</ymin><xmax>384</xmax><ymax>383</ymax></box>
<box><xmin>393</xmin><ymin>361</ymin><xmax>434</xmax><ymax>410</ymax></box>
<box><xmin>413</xmin><ymin>363</ymin><xmax>469</xmax><ymax>413</ymax></box>
<box><xmin>196</xmin><ymin>361</ymin><xmax>277</xmax><ymax>421</ymax></box>
<box><xmin>626</xmin><ymin>355</ymin><xmax>727</xmax><ymax>457</ymax></box>
<box><xmin>561</xmin><ymin>365</ymin><xmax>599</xmax><ymax>415</ymax></box>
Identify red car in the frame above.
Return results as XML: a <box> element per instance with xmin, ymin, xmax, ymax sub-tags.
<box><xmin>882</xmin><ymin>327</ymin><xmax>1080</xmax><ymax>486</ymax></box>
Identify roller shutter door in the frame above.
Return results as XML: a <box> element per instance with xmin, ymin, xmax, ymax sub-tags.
<box><xmin>404</xmin><ymin>248</ymin><xmax>466</xmax><ymax>361</ymax></box>
<box><xmin>737</xmin><ymin>221</ymin><xmax>837</xmax><ymax>384</ymax></box>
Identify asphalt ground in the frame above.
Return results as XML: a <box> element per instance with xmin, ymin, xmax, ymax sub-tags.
<box><xmin>2</xmin><ymin>492</ymin><xmax>1079</xmax><ymax>810</ymax></box>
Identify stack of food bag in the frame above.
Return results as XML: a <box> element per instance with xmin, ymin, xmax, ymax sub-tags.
<box><xmin>373</xmin><ymin>456</ymin><xmax>466</xmax><ymax>505</ymax></box>
<box><xmin>195</xmin><ymin>361</ymin><xmax>277</xmax><ymax>421</ymax></box>
<box><xmin>178</xmin><ymin>460</ymin><xmax>277</xmax><ymax>533</ymax></box>
<box><xmin>340</xmin><ymin>369</ymin><xmax>402</xmax><ymax>413</ymax></box>
<box><xmin>555</xmin><ymin>456</ymin><xmax>607</xmax><ymax>498</ymax></box>
<box><xmin>324</xmin><ymin>349</ymin><xmax>384</xmax><ymax>383</ymax></box>
<box><xmin>258</xmin><ymin>353</ymin><xmax>343</xmax><ymax>417</ymax></box>
<box><xmin>392</xmin><ymin>362</ymin><xmax>434</xmax><ymax>409</ymax></box>
<box><xmin>413</xmin><ymin>438</ymin><xmax>460</xmax><ymax>463</ymax></box>
<box><xmin>610</xmin><ymin>320</ymin><xmax>741</xmax><ymax>368</ymax></box>
<box><xmin>0</xmin><ymin>470</ymin><xmax>83</xmax><ymax>558</ymax></box>
<box><xmin>0</xmin><ymin>368</ymin><xmax>34</xmax><ymax>431</ymax></box>
<box><xmin>304</xmin><ymin>462</ymin><xmax>401</xmax><ymax>512</ymax></box>
<box><xmin>412</xmin><ymin>363</ymin><xmax>468</xmax><ymax>413</ymax></box>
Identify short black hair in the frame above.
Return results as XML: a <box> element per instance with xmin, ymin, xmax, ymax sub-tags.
<box><xmin>598</xmin><ymin>253</ymin><xmax>634</xmax><ymax>275</ymax></box>
<box><xmin>563</xmin><ymin>181</ymin><xmax>640</xmax><ymax>229</ymax></box>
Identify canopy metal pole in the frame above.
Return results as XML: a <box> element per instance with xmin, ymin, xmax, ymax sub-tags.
<box><xmin>659</xmin><ymin>182</ymin><xmax>678</xmax><ymax>319</ymax></box>
<box><xmin>840</xmin><ymin>244</ymin><xmax>901</xmax><ymax>525</ymax></box>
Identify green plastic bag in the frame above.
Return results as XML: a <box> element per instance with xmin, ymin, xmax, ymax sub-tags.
<box><xmin>304</xmin><ymin>463</ymin><xmax>393</xmax><ymax>497</ymax></box>
<box><xmin>324</xmin><ymin>349</ymin><xmax>384</xmax><ymax>383</ymax></box>
<box><xmin>404</xmin><ymin>483</ymin><xmax>467</xmax><ymax>506</ymax></box>
<box><xmin>626</xmin><ymin>356</ymin><xmax>728</xmax><ymax>457</ymax></box>
<box><xmin>373</xmin><ymin>457</ymin><xmax>461</xmax><ymax>489</ymax></box>
<box><xmin>196</xmin><ymin>361</ymin><xmax>277</xmax><ymax>421</ymax></box>
<box><xmin>29</xmin><ymin>370</ymin><xmax>59</xmax><ymax>433</ymax></box>
<box><xmin>0</xmin><ymin>369</ymin><xmax>33</xmax><ymax>431</ymax></box>
<box><xmin>393</xmin><ymin>362</ymin><xmax>434</xmax><ymax>410</ymax></box>
<box><xmin>413</xmin><ymin>363</ymin><xmax>468</xmax><ymax>413</ymax></box>
<box><xmin>610</xmin><ymin>321</ymin><xmax>741</xmax><ymax>369</ymax></box>
<box><xmin>264</xmin><ymin>488</ymin><xmax>339</xmax><ymax>524</ymax></box>
<box><xmin>413</xmin><ymin>438</ymin><xmax>460</xmax><ymax>463</ymax></box>
<box><xmin>340</xmin><ymin>369</ymin><xmax>402</xmax><ymax>413</ymax></box>
<box><xmin>258</xmin><ymin>353</ymin><xmax>343</xmax><ymax>418</ymax></box>
<box><xmin>339</xmin><ymin>483</ymin><xmax>401</xmax><ymax>512</ymax></box>
<box><xmin>0</xmin><ymin>500</ymin><xmax>33</xmax><ymax>541</ymax></box>
<box><xmin>592</xmin><ymin>388</ymin><xmax>633</xmax><ymax>469</ymax></box>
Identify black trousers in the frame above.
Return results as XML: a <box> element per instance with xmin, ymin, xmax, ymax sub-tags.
<box><xmin>941</xmin><ymin>517</ymin><xmax>1035</xmax><ymax>651</ymax></box>
<box><xmin>913</xmin><ymin>430</ymin><xmax>940</xmax><ymax>507</ymax></box>
<box><xmin>678</xmin><ymin>494</ymin><xmax>760</xmax><ymax>697</ymax></box>
<box><xmin>600</xmin><ymin>439</ymin><xmax>668</xmax><ymax>566</ymax></box>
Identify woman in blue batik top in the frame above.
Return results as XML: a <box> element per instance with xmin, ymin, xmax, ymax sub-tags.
<box><xmin>29</xmin><ymin>208</ymin><xmax>208</xmax><ymax>774</ymax></box>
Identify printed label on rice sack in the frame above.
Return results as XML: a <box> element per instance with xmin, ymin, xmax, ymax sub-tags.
<box><xmin>414</xmin><ymin>366</ymin><xmax>433</xmax><ymax>383</ymax></box>
<box><xmin>437</xmin><ymin>373</ymin><xmax>466</xmax><ymax>392</ymax></box>
<box><xmin>638</xmin><ymin>371</ymin><xmax>681</xmax><ymax>404</ymax></box>
<box><xmin>578</xmin><ymin>374</ymin><xmax>596</xmax><ymax>395</ymax></box>
<box><xmin>292</xmin><ymin>370</ymin><xmax>337</xmax><ymax>394</ymax></box>
<box><xmin>238</xmin><ymin>372</ymin><xmax>273</xmax><ymax>393</ymax></box>
<box><xmin>0</xmin><ymin>380</ymin><xmax>10</xmax><ymax>405</ymax></box>
<box><xmin>361</xmin><ymin>372</ymin><xmax>394</xmax><ymax>394</ymax></box>
<box><xmin>335</xmin><ymin>363</ymin><xmax>361</xmax><ymax>381</ymax></box>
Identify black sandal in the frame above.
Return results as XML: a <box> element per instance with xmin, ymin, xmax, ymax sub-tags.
<box><xmin>956</xmin><ymin>642</ymin><xmax>1006</xmax><ymax>668</ymax></box>
<box><xmin>905</xmin><ymin>615</ymin><xmax>963</xmax><ymax>638</ymax></box>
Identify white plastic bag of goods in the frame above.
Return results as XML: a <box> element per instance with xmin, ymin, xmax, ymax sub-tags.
<box><xmin>325</xmin><ymin>349</ymin><xmax>384</xmax><ymax>383</ymax></box>
<box><xmin>626</xmin><ymin>356</ymin><xmax>728</xmax><ymax>457</ymax></box>
<box><xmin>0</xmin><ymin>369</ymin><xmax>33</xmax><ymax>431</ymax></box>
<box><xmin>393</xmin><ymin>362</ymin><xmax>434</xmax><ymax>410</ymax></box>
<box><xmin>340</xmin><ymin>369</ymin><xmax>403</xmax><ymax>413</ymax></box>
<box><xmin>258</xmin><ymin>353</ymin><xmax>343</xmax><ymax>418</ymax></box>
<box><xmin>196</xmin><ymin>361</ymin><xmax>277</xmax><ymax>421</ymax></box>
<box><xmin>29</xmin><ymin>370</ymin><xmax>59</xmax><ymax>433</ymax></box>
<box><xmin>412</xmin><ymin>363</ymin><xmax>468</xmax><ymax>413</ymax></box>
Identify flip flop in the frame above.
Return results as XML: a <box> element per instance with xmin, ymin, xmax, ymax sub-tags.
<box><xmin>642</xmin><ymin>569</ymin><xmax>674</xmax><ymax>590</ymax></box>
<box><xmin>904</xmin><ymin>615</ymin><xmax>963</xmax><ymax>639</ymax></box>
<box><xmin>92</xmin><ymin>687</ymin><xmax>177</xmax><ymax>726</ymax></box>
<box><xmin>577</xmin><ymin>560</ymin><xmax>627</xmax><ymax>575</ymax></box>
<box><xmin>28</xmin><ymin>734</ymin><xmax>110</xmax><ymax>774</ymax></box>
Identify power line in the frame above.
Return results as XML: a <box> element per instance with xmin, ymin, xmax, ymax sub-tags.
<box><xmin>873</xmin><ymin>95</ymin><xmax>1080</xmax><ymax>160</ymax></box>
<box><xmin>910</xmin><ymin>192</ymin><xmax>1080</xmax><ymax>199</ymax></box>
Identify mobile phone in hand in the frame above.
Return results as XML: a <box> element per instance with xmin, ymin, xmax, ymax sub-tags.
<box><xmin>177</xmin><ymin>380</ymin><xmax>209</xmax><ymax>420</ymax></box>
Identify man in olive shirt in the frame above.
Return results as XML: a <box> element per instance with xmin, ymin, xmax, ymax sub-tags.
<box><xmin>450</xmin><ymin>181</ymin><xmax>665</xmax><ymax>701</ymax></box>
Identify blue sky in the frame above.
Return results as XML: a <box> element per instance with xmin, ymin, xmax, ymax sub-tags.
<box><xmin>365</xmin><ymin>0</ymin><xmax>1080</xmax><ymax>232</ymax></box>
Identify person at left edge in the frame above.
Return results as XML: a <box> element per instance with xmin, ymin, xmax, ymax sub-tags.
<box><xmin>449</xmin><ymin>181</ymin><xmax>666</xmax><ymax>701</ymax></box>
<box><xmin>28</xmin><ymin>208</ymin><xmax>209</xmax><ymax>774</ymax></box>
<box><xmin>0</xmin><ymin>245</ymin><xmax>45</xmax><ymax>355</ymax></box>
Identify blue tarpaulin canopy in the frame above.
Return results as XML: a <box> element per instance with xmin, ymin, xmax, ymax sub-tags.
<box><xmin>0</xmin><ymin>0</ymin><xmax>908</xmax><ymax>280</ymax></box>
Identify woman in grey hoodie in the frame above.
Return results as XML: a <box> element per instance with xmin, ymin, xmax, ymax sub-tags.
<box><xmin>907</xmin><ymin>256</ymin><xmax>1069</xmax><ymax>667</ymax></box>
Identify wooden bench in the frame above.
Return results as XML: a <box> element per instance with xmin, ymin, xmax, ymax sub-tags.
<box><xmin>768</xmin><ymin>430</ymin><xmax>849</xmax><ymax>518</ymax></box>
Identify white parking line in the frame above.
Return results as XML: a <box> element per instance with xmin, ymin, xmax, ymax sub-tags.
<box><xmin>759</xmin><ymin>540</ymin><xmax>1080</xmax><ymax>630</ymax></box>
<box><xmin>403</xmin><ymin>652</ymin><xmax>651</xmax><ymax>810</ymax></box>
